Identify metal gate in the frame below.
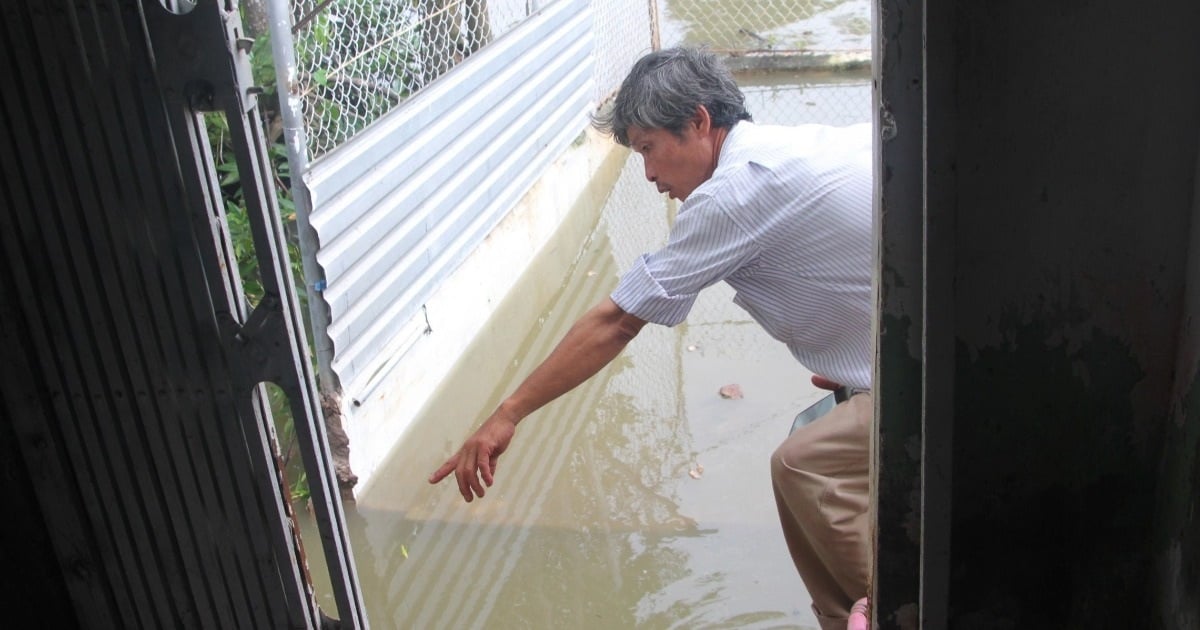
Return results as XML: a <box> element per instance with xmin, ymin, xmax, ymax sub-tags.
<box><xmin>0</xmin><ymin>0</ymin><xmax>366</xmax><ymax>626</ymax></box>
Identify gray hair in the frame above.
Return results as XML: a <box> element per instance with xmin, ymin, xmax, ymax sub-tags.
<box><xmin>592</xmin><ymin>47</ymin><xmax>752</xmax><ymax>147</ymax></box>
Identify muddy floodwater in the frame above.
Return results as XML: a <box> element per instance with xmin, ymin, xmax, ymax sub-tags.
<box><xmin>298</xmin><ymin>75</ymin><xmax>871</xmax><ymax>629</ymax></box>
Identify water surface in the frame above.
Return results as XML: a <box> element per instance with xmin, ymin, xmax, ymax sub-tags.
<box><xmin>299</xmin><ymin>77</ymin><xmax>871</xmax><ymax>630</ymax></box>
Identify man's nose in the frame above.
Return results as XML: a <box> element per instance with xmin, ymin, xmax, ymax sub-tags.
<box><xmin>643</xmin><ymin>161</ymin><xmax>656</xmax><ymax>182</ymax></box>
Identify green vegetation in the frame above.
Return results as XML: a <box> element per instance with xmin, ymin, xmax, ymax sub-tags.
<box><xmin>294</xmin><ymin>0</ymin><xmax>426</xmax><ymax>154</ymax></box>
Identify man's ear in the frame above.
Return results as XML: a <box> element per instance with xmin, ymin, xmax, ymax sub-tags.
<box><xmin>692</xmin><ymin>105</ymin><xmax>712</xmax><ymax>133</ymax></box>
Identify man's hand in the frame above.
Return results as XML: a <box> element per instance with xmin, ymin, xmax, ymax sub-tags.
<box><xmin>427</xmin><ymin>298</ymin><xmax>646</xmax><ymax>503</ymax></box>
<box><xmin>428</xmin><ymin>410</ymin><xmax>518</xmax><ymax>502</ymax></box>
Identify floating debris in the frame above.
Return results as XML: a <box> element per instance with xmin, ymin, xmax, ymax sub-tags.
<box><xmin>688</xmin><ymin>463</ymin><xmax>705</xmax><ymax>479</ymax></box>
<box><xmin>718</xmin><ymin>383</ymin><xmax>744</xmax><ymax>399</ymax></box>
<box><xmin>687</xmin><ymin>344</ymin><xmax>699</xmax><ymax>352</ymax></box>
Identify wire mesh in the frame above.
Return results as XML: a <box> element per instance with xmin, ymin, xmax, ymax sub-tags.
<box><xmin>590</xmin><ymin>0</ymin><xmax>655</xmax><ymax>104</ymax></box>
<box><xmin>284</xmin><ymin>0</ymin><xmax>867</xmax><ymax>167</ymax></box>
<box><xmin>658</xmin><ymin>0</ymin><xmax>870</xmax><ymax>53</ymax></box>
<box><xmin>290</xmin><ymin>0</ymin><xmax>535</xmax><ymax>158</ymax></box>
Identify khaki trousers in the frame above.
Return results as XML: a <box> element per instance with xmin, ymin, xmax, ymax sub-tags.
<box><xmin>771</xmin><ymin>393</ymin><xmax>871</xmax><ymax>630</ymax></box>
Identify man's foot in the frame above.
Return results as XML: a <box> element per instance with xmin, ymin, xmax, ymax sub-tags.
<box><xmin>847</xmin><ymin>597</ymin><xmax>869</xmax><ymax>630</ymax></box>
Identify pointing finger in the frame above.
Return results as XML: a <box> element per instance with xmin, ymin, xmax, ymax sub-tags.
<box><xmin>429</xmin><ymin>458</ymin><xmax>456</xmax><ymax>484</ymax></box>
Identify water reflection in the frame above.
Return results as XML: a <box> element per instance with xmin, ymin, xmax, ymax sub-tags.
<box><xmin>660</xmin><ymin>0</ymin><xmax>869</xmax><ymax>51</ymax></box>
<box><xmin>739</xmin><ymin>70</ymin><xmax>872</xmax><ymax>127</ymax></box>
<box><xmin>300</xmin><ymin>77</ymin><xmax>871</xmax><ymax>630</ymax></box>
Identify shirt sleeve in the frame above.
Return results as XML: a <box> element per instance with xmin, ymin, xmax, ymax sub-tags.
<box><xmin>611</xmin><ymin>193</ymin><xmax>761</xmax><ymax>326</ymax></box>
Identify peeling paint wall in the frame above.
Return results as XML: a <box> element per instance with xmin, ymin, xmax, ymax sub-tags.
<box><xmin>941</xmin><ymin>1</ymin><xmax>1200</xmax><ymax>627</ymax></box>
<box><xmin>876</xmin><ymin>0</ymin><xmax>1200</xmax><ymax>627</ymax></box>
<box><xmin>1153</xmin><ymin>127</ymin><xmax>1200</xmax><ymax>628</ymax></box>
<box><xmin>872</xmin><ymin>0</ymin><xmax>926</xmax><ymax>624</ymax></box>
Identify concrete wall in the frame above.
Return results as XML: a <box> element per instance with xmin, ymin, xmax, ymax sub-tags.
<box><xmin>875</xmin><ymin>0</ymin><xmax>1200</xmax><ymax>627</ymax></box>
<box><xmin>346</xmin><ymin>131</ymin><xmax>626</xmax><ymax>492</ymax></box>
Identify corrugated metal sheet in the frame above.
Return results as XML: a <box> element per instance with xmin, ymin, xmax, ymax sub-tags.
<box><xmin>359</xmin><ymin>227</ymin><xmax>621</xmax><ymax>627</ymax></box>
<box><xmin>0</xmin><ymin>0</ymin><xmax>364</xmax><ymax>627</ymax></box>
<box><xmin>306</xmin><ymin>0</ymin><xmax>595</xmax><ymax>399</ymax></box>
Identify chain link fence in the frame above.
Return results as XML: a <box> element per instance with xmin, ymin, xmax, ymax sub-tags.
<box><xmin>284</xmin><ymin>0</ymin><xmax>868</xmax><ymax>160</ymax></box>
<box><xmin>288</xmin><ymin>0</ymin><xmax>655</xmax><ymax>160</ymax></box>
<box><xmin>591</xmin><ymin>0</ymin><xmax>655</xmax><ymax>104</ymax></box>
<box><xmin>289</xmin><ymin>0</ymin><xmax>539</xmax><ymax>158</ymax></box>
<box><xmin>658</xmin><ymin>0</ymin><xmax>870</xmax><ymax>52</ymax></box>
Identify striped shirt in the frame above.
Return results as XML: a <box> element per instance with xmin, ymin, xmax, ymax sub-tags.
<box><xmin>610</xmin><ymin>121</ymin><xmax>874</xmax><ymax>390</ymax></box>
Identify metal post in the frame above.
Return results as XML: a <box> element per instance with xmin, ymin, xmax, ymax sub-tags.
<box><xmin>264</xmin><ymin>0</ymin><xmax>339</xmax><ymax>395</ymax></box>
<box><xmin>647</xmin><ymin>0</ymin><xmax>661</xmax><ymax>51</ymax></box>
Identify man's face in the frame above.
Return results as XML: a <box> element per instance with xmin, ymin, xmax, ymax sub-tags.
<box><xmin>627</xmin><ymin>114</ymin><xmax>718</xmax><ymax>202</ymax></box>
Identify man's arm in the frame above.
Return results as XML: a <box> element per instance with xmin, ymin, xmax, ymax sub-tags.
<box><xmin>428</xmin><ymin>297</ymin><xmax>648</xmax><ymax>502</ymax></box>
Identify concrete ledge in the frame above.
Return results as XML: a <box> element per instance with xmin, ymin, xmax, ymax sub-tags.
<box><xmin>720</xmin><ymin>49</ymin><xmax>871</xmax><ymax>74</ymax></box>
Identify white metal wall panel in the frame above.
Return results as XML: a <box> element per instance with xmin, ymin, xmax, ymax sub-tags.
<box><xmin>307</xmin><ymin>0</ymin><xmax>594</xmax><ymax>397</ymax></box>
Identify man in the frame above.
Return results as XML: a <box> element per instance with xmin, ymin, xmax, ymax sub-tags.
<box><xmin>429</xmin><ymin>47</ymin><xmax>873</xmax><ymax>630</ymax></box>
